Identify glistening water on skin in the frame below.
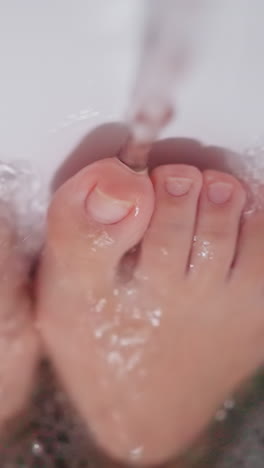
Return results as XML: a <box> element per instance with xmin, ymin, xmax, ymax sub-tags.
<box><xmin>2</xmin><ymin>4</ymin><xmax>264</xmax><ymax>468</ymax></box>
<box><xmin>2</xmin><ymin>149</ymin><xmax>264</xmax><ymax>468</ymax></box>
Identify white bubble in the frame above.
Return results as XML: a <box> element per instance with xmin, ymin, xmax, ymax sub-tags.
<box><xmin>119</xmin><ymin>335</ymin><xmax>146</xmax><ymax>347</ymax></box>
<box><xmin>93</xmin><ymin>231</ymin><xmax>114</xmax><ymax>248</ymax></box>
<box><xmin>150</xmin><ymin>317</ymin><xmax>160</xmax><ymax>327</ymax></box>
<box><xmin>224</xmin><ymin>398</ymin><xmax>235</xmax><ymax>410</ymax></box>
<box><xmin>130</xmin><ymin>445</ymin><xmax>144</xmax><ymax>459</ymax></box>
<box><xmin>95</xmin><ymin>298</ymin><xmax>107</xmax><ymax>313</ymax></box>
<box><xmin>107</xmin><ymin>351</ymin><xmax>123</xmax><ymax>366</ymax></box>
<box><xmin>126</xmin><ymin>351</ymin><xmax>142</xmax><ymax>371</ymax></box>
<box><xmin>32</xmin><ymin>441</ymin><xmax>44</xmax><ymax>456</ymax></box>
<box><xmin>94</xmin><ymin>321</ymin><xmax>112</xmax><ymax>339</ymax></box>
<box><xmin>148</xmin><ymin>308</ymin><xmax>162</xmax><ymax>327</ymax></box>
<box><xmin>215</xmin><ymin>409</ymin><xmax>227</xmax><ymax>422</ymax></box>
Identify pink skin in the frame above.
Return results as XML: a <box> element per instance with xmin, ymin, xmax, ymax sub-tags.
<box><xmin>0</xmin><ymin>127</ymin><xmax>260</xmax><ymax>463</ymax></box>
<box><xmin>0</xmin><ymin>213</ymin><xmax>39</xmax><ymax>435</ymax></box>
<box><xmin>36</xmin><ymin>153</ymin><xmax>264</xmax><ymax>465</ymax></box>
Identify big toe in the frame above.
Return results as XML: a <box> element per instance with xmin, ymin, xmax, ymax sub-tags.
<box><xmin>36</xmin><ymin>158</ymin><xmax>154</xmax><ymax>451</ymax></box>
<box><xmin>45</xmin><ymin>158</ymin><xmax>154</xmax><ymax>281</ymax></box>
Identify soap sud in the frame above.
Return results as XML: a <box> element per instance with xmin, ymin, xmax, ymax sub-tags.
<box><xmin>126</xmin><ymin>287</ymin><xmax>137</xmax><ymax>296</ymax></box>
<box><xmin>0</xmin><ymin>160</ymin><xmax>48</xmax><ymax>261</ymax></box>
<box><xmin>106</xmin><ymin>330</ymin><xmax>147</xmax><ymax>376</ymax></box>
<box><xmin>94</xmin><ymin>322</ymin><xmax>113</xmax><ymax>339</ymax></box>
<box><xmin>92</xmin><ymin>231</ymin><xmax>114</xmax><ymax>248</ymax></box>
<box><xmin>215</xmin><ymin>398</ymin><xmax>235</xmax><ymax>422</ymax></box>
<box><xmin>0</xmin><ymin>362</ymin><xmax>91</xmax><ymax>467</ymax></box>
<box><xmin>107</xmin><ymin>350</ymin><xmax>124</xmax><ymax>366</ymax></box>
<box><xmin>95</xmin><ymin>297</ymin><xmax>107</xmax><ymax>313</ymax></box>
<box><xmin>193</xmin><ymin>236</ymin><xmax>213</xmax><ymax>261</ymax></box>
<box><xmin>129</xmin><ymin>445</ymin><xmax>144</xmax><ymax>460</ymax></box>
<box><xmin>227</xmin><ymin>142</ymin><xmax>264</xmax><ymax>214</ymax></box>
<box><xmin>107</xmin><ymin>348</ymin><xmax>143</xmax><ymax>376</ymax></box>
<box><xmin>1</xmin><ymin>145</ymin><xmax>263</xmax><ymax>467</ymax></box>
<box><xmin>93</xmin><ymin>285</ymin><xmax>163</xmax><ymax>377</ymax></box>
<box><xmin>135</xmin><ymin>206</ymin><xmax>140</xmax><ymax>217</ymax></box>
<box><xmin>119</xmin><ymin>335</ymin><xmax>146</xmax><ymax>347</ymax></box>
<box><xmin>31</xmin><ymin>441</ymin><xmax>44</xmax><ymax>456</ymax></box>
<box><xmin>198</xmin><ymin>240</ymin><xmax>213</xmax><ymax>260</ymax></box>
<box><xmin>126</xmin><ymin>350</ymin><xmax>142</xmax><ymax>371</ymax></box>
<box><xmin>223</xmin><ymin>398</ymin><xmax>235</xmax><ymax>410</ymax></box>
<box><xmin>215</xmin><ymin>408</ymin><xmax>227</xmax><ymax>422</ymax></box>
<box><xmin>100</xmin><ymin>302</ymin><xmax>163</xmax><ymax>377</ymax></box>
<box><xmin>147</xmin><ymin>308</ymin><xmax>162</xmax><ymax>327</ymax></box>
<box><xmin>132</xmin><ymin>307</ymin><xmax>142</xmax><ymax>319</ymax></box>
<box><xmin>149</xmin><ymin>317</ymin><xmax>160</xmax><ymax>327</ymax></box>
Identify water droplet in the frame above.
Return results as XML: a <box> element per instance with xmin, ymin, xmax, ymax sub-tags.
<box><xmin>150</xmin><ymin>317</ymin><xmax>160</xmax><ymax>327</ymax></box>
<box><xmin>224</xmin><ymin>398</ymin><xmax>235</xmax><ymax>410</ymax></box>
<box><xmin>95</xmin><ymin>298</ymin><xmax>107</xmax><ymax>313</ymax></box>
<box><xmin>107</xmin><ymin>351</ymin><xmax>123</xmax><ymax>366</ymax></box>
<box><xmin>32</xmin><ymin>441</ymin><xmax>44</xmax><ymax>456</ymax></box>
<box><xmin>130</xmin><ymin>445</ymin><xmax>144</xmax><ymax>459</ymax></box>
<box><xmin>215</xmin><ymin>408</ymin><xmax>227</xmax><ymax>422</ymax></box>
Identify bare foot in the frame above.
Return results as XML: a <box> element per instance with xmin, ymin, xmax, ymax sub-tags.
<box><xmin>36</xmin><ymin>158</ymin><xmax>264</xmax><ymax>465</ymax></box>
<box><xmin>0</xmin><ymin>211</ymin><xmax>39</xmax><ymax>435</ymax></box>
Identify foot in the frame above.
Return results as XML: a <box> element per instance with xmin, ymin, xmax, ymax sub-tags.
<box><xmin>0</xmin><ymin>208</ymin><xmax>39</xmax><ymax>435</ymax></box>
<box><xmin>36</xmin><ymin>158</ymin><xmax>264</xmax><ymax>465</ymax></box>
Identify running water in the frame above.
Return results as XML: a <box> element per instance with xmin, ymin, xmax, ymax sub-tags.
<box><xmin>120</xmin><ymin>0</ymin><xmax>264</xmax><ymax>214</ymax></box>
<box><xmin>119</xmin><ymin>0</ymin><xmax>213</xmax><ymax>170</ymax></box>
<box><xmin>1</xmin><ymin>2</ymin><xmax>264</xmax><ymax>467</ymax></box>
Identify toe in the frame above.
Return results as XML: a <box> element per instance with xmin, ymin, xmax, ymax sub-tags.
<box><xmin>189</xmin><ymin>170</ymin><xmax>246</xmax><ymax>280</ymax></box>
<box><xmin>234</xmin><ymin>211</ymin><xmax>264</xmax><ymax>282</ymax></box>
<box><xmin>138</xmin><ymin>164</ymin><xmax>202</xmax><ymax>279</ymax></box>
<box><xmin>36</xmin><ymin>158</ymin><xmax>154</xmax><ymax>461</ymax></box>
<box><xmin>46</xmin><ymin>158</ymin><xmax>154</xmax><ymax>281</ymax></box>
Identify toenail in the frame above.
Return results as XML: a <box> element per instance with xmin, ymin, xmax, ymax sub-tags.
<box><xmin>165</xmin><ymin>177</ymin><xmax>193</xmax><ymax>196</ymax></box>
<box><xmin>86</xmin><ymin>187</ymin><xmax>133</xmax><ymax>224</ymax></box>
<box><xmin>207</xmin><ymin>182</ymin><xmax>233</xmax><ymax>204</ymax></box>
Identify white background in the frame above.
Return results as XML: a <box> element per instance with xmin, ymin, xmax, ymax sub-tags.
<box><xmin>0</xmin><ymin>0</ymin><xmax>264</xmax><ymax>183</ymax></box>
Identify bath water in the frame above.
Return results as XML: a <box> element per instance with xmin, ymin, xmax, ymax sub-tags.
<box><xmin>1</xmin><ymin>1</ymin><xmax>264</xmax><ymax>467</ymax></box>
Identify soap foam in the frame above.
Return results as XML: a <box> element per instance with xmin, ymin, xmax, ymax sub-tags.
<box><xmin>228</xmin><ymin>143</ymin><xmax>264</xmax><ymax>214</ymax></box>
<box><xmin>0</xmin><ymin>160</ymin><xmax>48</xmax><ymax>262</ymax></box>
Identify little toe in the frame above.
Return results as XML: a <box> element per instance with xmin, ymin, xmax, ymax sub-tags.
<box><xmin>138</xmin><ymin>164</ymin><xmax>202</xmax><ymax>279</ymax></box>
<box><xmin>189</xmin><ymin>171</ymin><xmax>246</xmax><ymax>280</ymax></box>
<box><xmin>233</xmin><ymin>211</ymin><xmax>264</xmax><ymax>281</ymax></box>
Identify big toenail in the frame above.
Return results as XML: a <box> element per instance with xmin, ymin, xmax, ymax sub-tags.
<box><xmin>208</xmin><ymin>182</ymin><xmax>233</xmax><ymax>204</ymax></box>
<box><xmin>86</xmin><ymin>187</ymin><xmax>133</xmax><ymax>224</ymax></box>
<box><xmin>165</xmin><ymin>177</ymin><xmax>193</xmax><ymax>196</ymax></box>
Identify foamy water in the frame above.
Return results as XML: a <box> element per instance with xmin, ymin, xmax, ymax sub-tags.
<box><xmin>0</xmin><ymin>160</ymin><xmax>48</xmax><ymax>262</ymax></box>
